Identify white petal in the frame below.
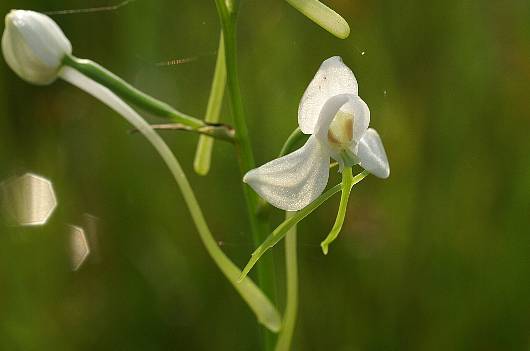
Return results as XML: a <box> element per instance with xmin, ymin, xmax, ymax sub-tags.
<box><xmin>313</xmin><ymin>94</ymin><xmax>353</xmax><ymax>141</ymax></box>
<box><xmin>2</xmin><ymin>10</ymin><xmax>72</xmax><ymax>85</ymax></box>
<box><xmin>357</xmin><ymin>129</ymin><xmax>390</xmax><ymax>178</ymax></box>
<box><xmin>243</xmin><ymin>136</ymin><xmax>330</xmax><ymax>211</ymax></box>
<box><xmin>298</xmin><ymin>56</ymin><xmax>358</xmax><ymax>134</ymax></box>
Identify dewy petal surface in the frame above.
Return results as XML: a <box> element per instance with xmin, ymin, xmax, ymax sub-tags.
<box><xmin>298</xmin><ymin>56</ymin><xmax>358</xmax><ymax>134</ymax></box>
<box><xmin>243</xmin><ymin>136</ymin><xmax>330</xmax><ymax>211</ymax></box>
<box><xmin>357</xmin><ymin>128</ymin><xmax>390</xmax><ymax>178</ymax></box>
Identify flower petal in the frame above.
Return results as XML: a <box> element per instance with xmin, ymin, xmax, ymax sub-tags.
<box><xmin>357</xmin><ymin>128</ymin><xmax>390</xmax><ymax>178</ymax></box>
<box><xmin>313</xmin><ymin>94</ymin><xmax>351</xmax><ymax>170</ymax></box>
<box><xmin>243</xmin><ymin>136</ymin><xmax>330</xmax><ymax>211</ymax></box>
<box><xmin>298</xmin><ymin>56</ymin><xmax>358</xmax><ymax>134</ymax></box>
<box><xmin>313</xmin><ymin>94</ymin><xmax>353</xmax><ymax>141</ymax></box>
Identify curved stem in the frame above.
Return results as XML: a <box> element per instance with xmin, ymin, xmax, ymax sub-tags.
<box><xmin>321</xmin><ymin>167</ymin><xmax>354</xmax><ymax>254</ymax></box>
<box><xmin>239</xmin><ymin>170</ymin><xmax>369</xmax><ymax>281</ymax></box>
<box><xmin>59</xmin><ymin>66</ymin><xmax>281</xmax><ymax>332</ymax></box>
<box><xmin>239</xmin><ymin>183</ymin><xmax>340</xmax><ymax>281</ymax></box>
<box><xmin>63</xmin><ymin>55</ymin><xmax>202</xmax><ymax>127</ymax></box>
<box><xmin>275</xmin><ymin>211</ymin><xmax>298</xmax><ymax>351</ymax></box>
<box><xmin>194</xmin><ymin>32</ymin><xmax>227</xmax><ymax>175</ymax></box>
<box><xmin>63</xmin><ymin>55</ymin><xmax>234</xmax><ymax>141</ymax></box>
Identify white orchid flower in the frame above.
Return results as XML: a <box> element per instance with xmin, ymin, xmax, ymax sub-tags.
<box><xmin>2</xmin><ymin>10</ymin><xmax>72</xmax><ymax>85</ymax></box>
<box><xmin>244</xmin><ymin>56</ymin><xmax>389</xmax><ymax>211</ymax></box>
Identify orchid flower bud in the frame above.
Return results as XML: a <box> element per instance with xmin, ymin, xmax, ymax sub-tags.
<box><xmin>2</xmin><ymin>10</ymin><xmax>71</xmax><ymax>85</ymax></box>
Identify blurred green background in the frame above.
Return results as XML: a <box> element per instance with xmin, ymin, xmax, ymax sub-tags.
<box><xmin>1</xmin><ymin>0</ymin><xmax>529</xmax><ymax>350</ymax></box>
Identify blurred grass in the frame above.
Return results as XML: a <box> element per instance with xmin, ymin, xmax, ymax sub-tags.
<box><xmin>1</xmin><ymin>0</ymin><xmax>529</xmax><ymax>350</ymax></box>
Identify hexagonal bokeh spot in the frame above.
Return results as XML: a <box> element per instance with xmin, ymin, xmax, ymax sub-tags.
<box><xmin>69</xmin><ymin>225</ymin><xmax>90</xmax><ymax>271</ymax></box>
<box><xmin>0</xmin><ymin>173</ymin><xmax>58</xmax><ymax>226</ymax></box>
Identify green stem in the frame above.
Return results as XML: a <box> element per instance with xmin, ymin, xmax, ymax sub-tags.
<box><xmin>275</xmin><ymin>211</ymin><xmax>298</xmax><ymax>351</ymax></box>
<box><xmin>240</xmin><ymin>183</ymin><xmax>340</xmax><ymax>281</ymax></box>
<box><xmin>214</xmin><ymin>1</ymin><xmax>278</xmax><ymax>348</ymax></box>
<box><xmin>59</xmin><ymin>66</ymin><xmax>281</xmax><ymax>332</ymax></box>
<box><xmin>64</xmin><ymin>55</ymin><xmax>235</xmax><ymax>141</ymax></box>
<box><xmin>63</xmin><ymin>55</ymin><xmax>202</xmax><ymax>127</ymax></box>
<box><xmin>239</xmin><ymin>170</ymin><xmax>369</xmax><ymax>281</ymax></box>
<box><xmin>193</xmin><ymin>32</ymin><xmax>227</xmax><ymax>175</ymax></box>
<box><xmin>321</xmin><ymin>167</ymin><xmax>354</xmax><ymax>254</ymax></box>
<box><xmin>271</xmin><ymin>129</ymin><xmax>306</xmax><ymax>350</ymax></box>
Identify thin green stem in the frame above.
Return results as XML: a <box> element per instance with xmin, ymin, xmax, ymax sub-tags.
<box><xmin>63</xmin><ymin>55</ymin><xmax>235</xmax><ymax>141</ymax></box>
<box><xmin>239</xmin><ymin>170</ymin><xmax>369</xmax><ymax>281</ymax></box>
<box><xmin>215</xmin><ymin>5</ymin><xmax>255</xmax><ymax>174</ymax></box>
<box><xmin>59</xmin><ymin>66</ymin><xmax>281</xmax><ymax>332</ymax></box>
<box><xmin>215</xmin><ymin>1</ymin><xmax>278</xmax><ymax>348</ymax></box>
<box><xmin>275</xmin><ymin>211</ymin><xmax>298</xmax><ymax>351</ymax></box>
<box><xmin>272</xmin><ymin>129</ymin><xmax>306</xmax><ymax>351</ymax></box>
<box><xmin>321</xmin><ymin>167</ymin><xmax>354</xmax><ymax>254</ymax></box>
<box><xmin>194</xmin><ymin>32</ymin><xmax>227</xmax><ymax>175</ymax></box>
<box><xmin>63</xmin><ymin>55</ymin><xmax>201</xmax><ymax>127</ymax></box>
<box><xmin>240</xmin><ymin>183</ymin><xmax>340</xmax><ymax>281</ymax></box>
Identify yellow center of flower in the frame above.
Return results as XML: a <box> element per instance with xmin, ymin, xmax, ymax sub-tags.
<box><xmin>327</xmin><ymin>110</ymin><xmax>354</xmax><ymax>150</ymax></box>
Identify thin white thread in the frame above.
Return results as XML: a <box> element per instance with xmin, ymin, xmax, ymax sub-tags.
<box><xmin>44</xmin><ymin>0</ymin><xmax>136</xmax><ymax>15</ymax></box>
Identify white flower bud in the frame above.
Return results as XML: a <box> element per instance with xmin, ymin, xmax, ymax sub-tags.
<box><xmin>2</xmin><ymin>10</ymin><xmax>72</xmax><ymax>85</ymax></box>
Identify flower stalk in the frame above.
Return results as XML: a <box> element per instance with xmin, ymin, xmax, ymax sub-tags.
<box><xmin>62</xmin><ymin>55</ymin><xmax>234</xmax><ymax>141</ymax></box>
<box><xmin>62</xmin><ymin>55</ymin><xmax>201</xmax><ymax>127</ymax></box>
<box><xmin>214</xmin><ymin>2</ymin><xmax>279</xmax><ymax>349</ymax></box>
<box><xmin>58</xmin><ymin>66</ymin><xmax>281</xmax><ymax>332</ymax></box>
<box><xmin>275</xmin><ymin>211</ymin><xmax>299</xmax><ymax>351</ymax></box>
